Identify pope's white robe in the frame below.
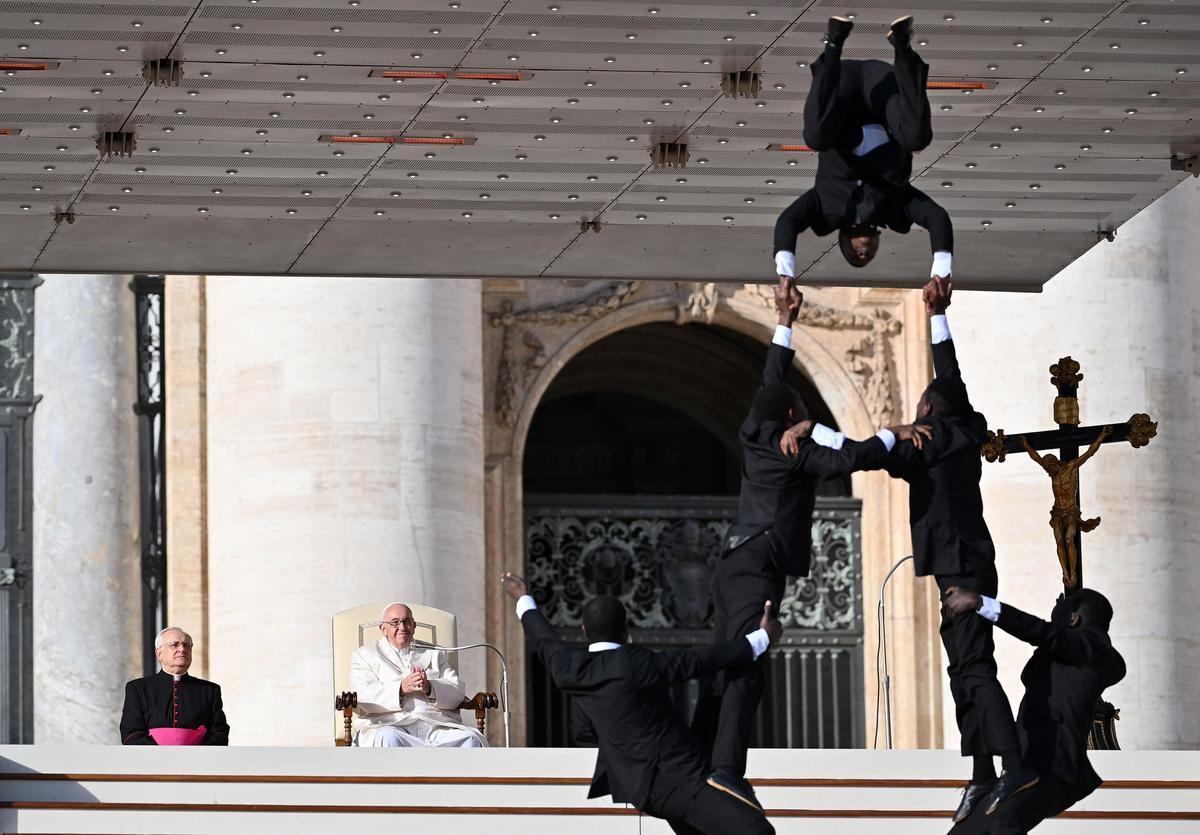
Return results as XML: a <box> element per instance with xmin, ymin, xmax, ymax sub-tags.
<box><xmin>349</xmin><ymin>638</ymin><xmax>486</xmax><ymax>748</ymax></box>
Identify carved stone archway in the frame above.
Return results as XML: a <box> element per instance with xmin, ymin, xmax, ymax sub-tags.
<box><xmin>481</xmin><ymin>279</ymin><xmax>943</xmax><ymax>749</ymax></box>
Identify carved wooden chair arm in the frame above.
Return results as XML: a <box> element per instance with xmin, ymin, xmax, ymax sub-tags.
<box><xmin>335</xmin><ymin>690</ymin><xmax>498</xmax><ymax>745</ymax></box>
<box><xmin>334</xmin><ymin>691</ymin><xmax>358</xmax><ymax>747</ymax></box>
<box><xmin>459</xmin><ymin>691</ymin><xmax>499</xmax><ymax>733</ymax></box>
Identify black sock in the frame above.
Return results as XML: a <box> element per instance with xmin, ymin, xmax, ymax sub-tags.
<box><xmin>972</xmin><ymin>755</ymin><xmax>997</xmax><ymax>783</ymax></box>
<box><xmin>1000</xmin><ymin>751</ymin><xmax>1022</xmax><ymax>773</ymax></box>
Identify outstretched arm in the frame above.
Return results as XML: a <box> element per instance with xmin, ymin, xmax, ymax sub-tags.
<box><xmin>1075</xmin><ymin>426</ymin><xmax>1113</xmax><ymax>466</ymax></box>
<box><xmin>942</xmin><ymin>588</ymin><xmax>1105</xmax><ymax>666</ymax></box>
<box><xmin>501</xmin><ymin>573</ymin><xmax>573</xmax><ymax>671</ymax></box>
<box><xmin>924</xmin><ymin>278</ymin><xmax>973</xmax><ymax>414</ymax></box>
<box><xmin>759</xmin><ymin>277</ymin><xmax>803</xmax><ymax>388</ymax></box>
<box><xmin>904</xmin><ymin>186</ymin><xmax>954</xmax><ymax>278</ymax></box>
<box><xmin>772</xmin><ymin>190</ymin><xmax>820</xmax><ymax>279</ymax></box>
<box><xmin>643</xmin><ymin>602</ymin><xmax>781</xmax><ymax>687</ymax></box>
<box><xmin>1020</xmin><ymin>435</ymin><xmax>1048</xmax><ymax>468</ymax></box>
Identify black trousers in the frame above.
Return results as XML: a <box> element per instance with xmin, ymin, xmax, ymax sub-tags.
<box><xmin>803</xmin><ymin>47</ymin><xmax>932</xmax><ymax>153</ymax></box>
<box><xmin>947</xmin><ymin>774</ymin><xmax>1081</xmax><ymax>835</ymax></box>
<box><xmin>692</xmin><ymin>535</ymin><xmax>786</xmax><ymax>778</ymax></box>
<box><xmin>937</xmin><ymin>559</ymin><xmax>1019</xmax><ymax>757</ymax></box>
<box><xmin>651</xmin><ymin>778</ymin><xmax>776</xmax><ymax>835</ymax></box>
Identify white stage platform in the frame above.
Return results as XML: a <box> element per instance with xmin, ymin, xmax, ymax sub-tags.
<box><xmin>1</xmin><ymin>746</ymin><xmax>1198</xmax><ymax>834</ymax></box>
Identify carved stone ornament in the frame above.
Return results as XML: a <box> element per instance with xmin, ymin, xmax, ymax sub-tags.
<box><xmin>488</xmin><ymin>281</ymin><xmax>642</xmax><ymax>426</ymax></box>
<box><xmin>981</xmin><ymin>429</ymin><xmax>1008</xmax><ymax>463</ymax></box>
<box><xmin>1127</xmin><ymin>413</ymin><xmax>1158</xmax><ymax>448</ymax></box>
<box><xmin>744</xmin><ymin>284</ymin><xmax>903</xmax><ymax>426</ymax></box>
<box><xmin>674</xmin><ymin>281</ymin><xmax>719</xmax><ymax>325</ymax></box>
<box><xmin>1049</xmin><ymin>356</ymin><xmax>1083</xmax><ymax>390</ymax></box>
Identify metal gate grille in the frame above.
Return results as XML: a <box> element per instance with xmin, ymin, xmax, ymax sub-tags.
<box><xmin>524</xmin><ymin>495</ymin><xmax>864</xmax><ymax>749</ymax></box>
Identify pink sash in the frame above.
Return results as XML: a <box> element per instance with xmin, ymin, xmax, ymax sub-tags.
<box><xmin>148</xmin><ymin>726</ymin><xmax>207</xmax><ymax>746</ymax></box>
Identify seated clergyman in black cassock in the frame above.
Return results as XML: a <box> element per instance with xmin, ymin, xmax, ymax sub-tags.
<box><xmin>942</xmin><ymin>587</ymin><xmax>1126</xmax><ymax>834</ymax></box>
<box><xmin>120</xmin><ymin>627</ymin><xmax>230</xmax><ymax>746</ymax></box>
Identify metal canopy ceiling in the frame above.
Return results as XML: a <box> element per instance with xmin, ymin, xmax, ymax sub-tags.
<box><xmin>0</xmin><ymin>0</ymin><xmax>1197</xmax><ymax>289</ymax></box>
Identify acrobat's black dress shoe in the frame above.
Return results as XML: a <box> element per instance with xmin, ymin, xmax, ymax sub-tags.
<box><xmin>706</xmin><ymin>769</ymin><xmax>762</xmax><ymax>810</ymax></box>
<box><xmin>984</xmin><ymin>769</ymin><xmax>1041</xmax><ymax>816</ymax></box>
<box><xmin>825</xmin><ymin>16</ymin><xmax>854</xmax><ymax>49</ymax></box>
<box><xmin>887</xmin><ymin>15</ymin><xmax>914</xmax><ymax>49</ymax></box>
<box><xmin>952</xmin><ymin>779</ymin><xmax>996</xmax><ymax>823</ymax></box>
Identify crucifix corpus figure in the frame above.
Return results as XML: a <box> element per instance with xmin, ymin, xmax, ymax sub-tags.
<box><xmin>1020</xmin><ymin>426</ymin><xmax>1111</xmax><ymax>588</ymax></box>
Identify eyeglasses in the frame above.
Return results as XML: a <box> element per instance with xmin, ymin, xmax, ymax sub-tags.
<box><xmin>381</xmin><ymin>618</ymin><xmax>416</xmax><ymax>629</ymax></box>
<box><xmin>161</xmin><ymin>641</ymin><xmax>193</xmax><ymax>650</ymax></box>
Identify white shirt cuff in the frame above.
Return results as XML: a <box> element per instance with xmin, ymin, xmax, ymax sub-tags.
<box><xmin>811</xmin><ymin>422</ymin><xmax>845</xmax><ymax>450</ymax></box>
<box><xmin>930</xmin><ymin>313</ymin><xmax>951</xmax><ymax>345</ymax></box>
<box><xmin>775</xmin><ymin>250</ymin><xmax>796</xmax><ymax>278</ymax></box>
<box><xmin>772</xmin><ymin>325</ymin><xmax>792</xmax><ymax>348</ymax></box>
<box><xmin>977</xmin><ymin>595</ymin><xmax>1001</xmax><ymax>623</ymax></box>
<box><xmin>931</xmin><ymin>251</ymin><xmax>952</xmax><ymax>278</ymax></box>
<box><xmin>745</xmin><ymin>629</ymin><xmax>770</xmax><ymax>660</ymax></box>
<box><xmin>874</xmin><ymin>427</ymin><xmax>896</xmax><ymax>451</ymax></box>
<box><xmin>515</xmin><ymin>595</ymin><xmax>537</xmax><ymax>619</ymax></box>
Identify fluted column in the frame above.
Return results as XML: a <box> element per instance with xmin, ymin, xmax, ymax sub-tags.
<box><xmin>204</xmin><ymin>277</ymin><xmax>485</xmax><ymax>745</ymax></box>
<box><xmin>32</xmin><ymin>274</ymin><xmax>141</xmax><ymax>743</ymax></box>
<box><xmin>951</xmin><ymin>177</ymin><xmax>1200</xmax><ymax>749</ymax></box>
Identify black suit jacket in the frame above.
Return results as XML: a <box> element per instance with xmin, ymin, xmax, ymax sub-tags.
<box><xmin>996</xmin><ymin>604</ymin><xmax>1126</xmax><ymax>796</ymax></box>
<box><xmin>519</xmin><ymin>607</ymin><xmax>753</xmax><ymax>815</ymax></box>
<box><xmin>861</xmin><ymin>337</ymin><xmax>994</xmax><ymax>577</ymax></box>
<box><xmin>734</xmin><ymin>341</ymin><xmax>886</xmax><ymax>577</ymax></box>
<box><xmin>773</xmin><ymin>147</ymin><xmax>953</xmax><ymax>256</ymax></box>
<box><xmin>120</xmin><ymin>671</ymin><xmax>230</xmax><ymax>745</ymax></box>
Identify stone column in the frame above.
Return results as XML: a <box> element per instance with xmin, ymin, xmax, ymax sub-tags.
<box><xmin>204</xmin><ymin>277</ymin><xmax>485</xmax><ymax>746</ymax></box>
<box><xmin>32</xmin><ymin>274</ymin><xmax>141</xmax><ymax>743</ymax></box>
<box><xmin>164</xmin><ymin>276</ymin><xmax>209</xmax><ymax>678</ymax></box>
<box><xmin>951</xmin><ymin>176</ymin><xmax>1200</xmax><ymax>749</ymax></box>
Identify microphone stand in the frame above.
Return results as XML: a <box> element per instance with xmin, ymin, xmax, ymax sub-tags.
<box><xmin>412</xmin><ymin>640</ymin><xmax>511</xmax><ymax>747</ymax></box>
<box><xmin>878</xmin><ymin>555</ymin><xmax>913</xmax><ymax>750</ymax></box>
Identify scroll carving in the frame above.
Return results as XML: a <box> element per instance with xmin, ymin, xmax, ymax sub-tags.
<box><xmin>488</xmin><ymin>281</ymin><xmax>642</xmax><ymax>426</ymax></box>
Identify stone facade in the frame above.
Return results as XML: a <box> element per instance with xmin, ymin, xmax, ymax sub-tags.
<box><xmin>21</xmin><ymin>178</ymin><xmax>1200</xmax><ymax>751</ymax></box>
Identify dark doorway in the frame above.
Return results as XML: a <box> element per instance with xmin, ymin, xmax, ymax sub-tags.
<box><xmin>522</xmin><ymin>322</ymin><xmax>866</xmax><ymax>750</ymax></box>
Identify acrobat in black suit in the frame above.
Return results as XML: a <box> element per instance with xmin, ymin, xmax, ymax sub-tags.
<box><xmin>500</xmin><ymin>571</ymin><xmax>777</xmax><ymax>835</ymax></box>
<box><xmin>773</xmin><ymin>16</ymin><xmax>953</xmax><ymax>281</ymax></box>
<box><xmin>859</xmin><ymin>277</ymin><xmax>1029</xmax><ymax>820</ymax></box>
<box><xmin>943</xmin><ymin>587</ymin><xmax>1126</xmax><ymax>833</ymax></box>
<box><xmin>692</xmin><ymin>278</ymin><xmax>926</xmax><ymax>809</ymax></box>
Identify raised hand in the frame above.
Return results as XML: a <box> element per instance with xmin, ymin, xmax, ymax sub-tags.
<box><xmin>759</xmin><ymin>600</ymin><xmax>783</xmax><ymax>645</ymax></box>
<box><xmin>924</xmin><ymin>276</ymin><xmax>952</xmax><ymax>316</ymax></box>
<box><xmin>889</xmin><ymin>422</ymin><xmax>934</xmax><ymax>450</ymax></box>
<box><xmin>779</xmin><ymin>419</ymin><xmax>814</xmax><ymax>456</ymax></box>
<box><xmin>499</xmin><ymin>571</ymin><xmax>528</xmax><ymax>600</ymax></box>
<box><xmin>774</xmin><ymin>277</ymin><xmax>803</xmax><ymax>326</ymax></box>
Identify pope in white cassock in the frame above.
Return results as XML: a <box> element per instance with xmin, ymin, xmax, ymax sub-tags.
<box><xmin>349</xmin><ymin>602</ymin><xmax>486</xmax><ymax>748</ymax></box>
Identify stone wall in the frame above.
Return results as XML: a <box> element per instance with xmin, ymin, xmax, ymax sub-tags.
<box><xmin>949</xmin><ymin>176</ymin><xmax>1200</xmax><ymax>749</ymax></box>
